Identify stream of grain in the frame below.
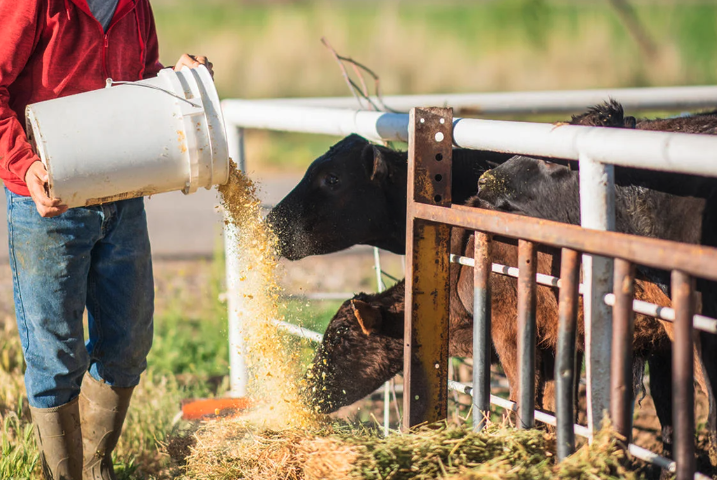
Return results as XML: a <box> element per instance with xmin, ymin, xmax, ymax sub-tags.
<box><xmin>219</xmin><ymin>162</ymin><xmax>317</xmax><ymax>429</ymax></box>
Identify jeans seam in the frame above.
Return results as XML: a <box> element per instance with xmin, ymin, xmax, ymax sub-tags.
<box><xmin>88</xmin><ymin>274</ymin><xmax>104</xmax><ymax>370</ymax></box>
<box><xmin>7</xmin><ymin>197</ymin><xmax>31</xmax><ymax>354</ymax></box>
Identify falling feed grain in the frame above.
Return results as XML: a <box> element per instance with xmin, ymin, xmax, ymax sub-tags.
<box><xmin>218</xmin><ymin>161</ymin><xmax>317</xmax><ymax>429</ymax></box>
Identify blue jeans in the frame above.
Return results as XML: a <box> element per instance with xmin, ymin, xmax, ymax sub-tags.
<box><xmin>5</xmin><ymin>188</ymin><xmax>154</xmax><ymax>408</ymax></box>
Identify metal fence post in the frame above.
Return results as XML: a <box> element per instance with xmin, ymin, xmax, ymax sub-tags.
<box><xmin>473</xmin><ymin>232</ymin><xmax>492</xmax><ymax>431</ymax></box>
<box><xmin>517</xmin><ymin>240</ymin><xmax>538</xmax><ymax>429</ymax></box>
<box><xmin>373</xmin><ymin>247</ymin><xmax>391</xmax><ymax>436</ymax></box>
<box><xmin>403</xmin><ymin>107</ymin><xmax>453</xmax><ymax>429</ymax></box>
<box><xmin>556</xmin><ymin>248</ymin><xmax>581</xmax><ymax>460</ymax></box>
<box><xmin>611</xmin><ymin>259</ymin><xmax>636</xmax><ymax>444</ymax></box>
<box><xmin>672</xmin><ymin>271</ymin><xmax>696</xmax><ymax>480</ymax></box>
<box><xmin>579</xmin><ymin>154</ymin><xmax>615</xmax><ymax>435</ymax></box>
<box><xmin>225</xmin><ymin>125</ymin><xmax>249</xmax><ymax>397</ymax></box>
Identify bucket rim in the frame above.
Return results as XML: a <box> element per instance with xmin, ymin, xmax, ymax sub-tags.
<box><xmin>178</xmin><ymin>65</ymin><xmax>229</xmax><ymax>187</ymax></box>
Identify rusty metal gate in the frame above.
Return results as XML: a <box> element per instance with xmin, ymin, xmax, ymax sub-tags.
<box><xmin>221</xmin><ymin>87</ymin><xmax>717</xmax><ymax>480</ymax></box>
<box><xmin>403</xmin><ymin>107</ymin><xmax>717</xmax><ymax>480</ymax></box>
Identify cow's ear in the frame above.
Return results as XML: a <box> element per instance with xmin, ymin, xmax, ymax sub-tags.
<box><xmin>350</xmin><ymin>299</ymin><xmax>383</xmax><ymax>336</ymax></box>
<box><xmin>370</xmin><ymin>145</ymin><xmax>389</xmax><ymax>182</ymax></box>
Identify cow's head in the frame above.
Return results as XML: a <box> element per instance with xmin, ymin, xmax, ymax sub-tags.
<box><xmin>477</xmin><ymin>155</ymin><xmax>580</xmax><ymax>224</ymax></box>
<box><xmin>266</xmin><ymin>134</ymin><xmax>408</xmax><ymax>260</ymax></box>
<box><xmin>302</xmin><ymin>281</ymin><xmax>405</xmax><ymax>413</ymax></box>
<box><xmin>570</xmin><ymin>99</ymin><xmax>636</xmax><ymax>128</ymax></box>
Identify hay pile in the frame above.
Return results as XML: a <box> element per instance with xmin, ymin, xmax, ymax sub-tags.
<box><xmin>179</xmin><ymin>419</ymin><xmax>643</xmax><ymax>480</ymax></box>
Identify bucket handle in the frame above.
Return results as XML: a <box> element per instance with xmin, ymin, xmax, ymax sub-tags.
<box><xmin>105</xmin><ymin>78</ymin><xmax>200</xmax><ymax>108</ymax></box>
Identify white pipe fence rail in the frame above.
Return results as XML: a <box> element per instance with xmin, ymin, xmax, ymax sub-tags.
<box><xmin>221</xmin><ymin>85</ymin><xmax>717</xmax><ymax>478</ymax></box>
<box><xmin>450</xmin><ymin>254</ymin><xmax>717</xmax><ymax>334</ymax></box>
<box><xmin>252</xmin><ymin>85</ymin><xmax>717</xmax><ymax>114</ymax></box>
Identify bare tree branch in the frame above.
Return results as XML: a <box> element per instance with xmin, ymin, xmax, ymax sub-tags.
<box><xmin>608</xmin><ymin>0</ymin><xmax>658</xmax><ymax>61</ymax></box>
<box><xmin>321</xmin><ymin>36</ymin><xmax>401</xmax><ymax>113</ymax></box>
<box><xmin>321</xmin><ymin>37</ymin><xmax>366</xmax><ymax>109</ymax></box>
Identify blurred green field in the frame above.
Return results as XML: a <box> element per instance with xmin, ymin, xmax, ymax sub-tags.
<box><xmin>153</xmin><ymin>0</ymin><xmax>717</xmax><ymax>100</ymax></box>
<box><xmin>151</xmin><ymin>0</ymin><xmax>717</xmax><ymax>171</ymax></box>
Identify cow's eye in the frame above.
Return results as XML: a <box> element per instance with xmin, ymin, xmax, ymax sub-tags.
<box><xmin>323</xmin><ymin>174</ymin><xmax>340</xmax><ymax>187</ymax></box>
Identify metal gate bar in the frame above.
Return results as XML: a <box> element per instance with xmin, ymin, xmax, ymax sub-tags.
<box><xmin>429</xmin><ymin>204</ymin><xmax>717</xmax><ymax>282</ymax></box>
<box><xmin>673</xmin><ymin>271</ymin><xmax>696</xmax><ymax>480</ymax></box>
<box><xmin>611</xmin><ymin>259</ymin><xmax>637</xmax><ymax>443</ymax></box>
<box><xmin>472</xmin><ymin>232</ymin><xmax>492</xmax><ymax>431</ymax></box>
<box><xmin>517</xmin><ymin>240</ymin><xmax>538</xmax><ymax>429</ymax></box>
<box><xmin>556</xmin><ymin>248</ymin><xmax>581</xmax><ymax>460</ymax></box>
<box><xmin>403</xmin><ymin>107</ymin><xmax>453</xmax><ymax>429</ymax></box>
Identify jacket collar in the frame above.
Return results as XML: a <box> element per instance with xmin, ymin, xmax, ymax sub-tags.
<box><xmin>67</xmin><ymin>0</ymin><xmax>136</xmax><ymax>31</ymax></box>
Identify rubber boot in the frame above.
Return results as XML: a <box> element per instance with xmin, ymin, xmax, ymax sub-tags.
<box><xmin>30</xmin><ymin>397</ymin><xmax>83</xmax><ymax>480</ymax></box>
<box><xmin>79</xmin><ymin>373</ymin><xmax>135</xmax><ymax>480</ymax></box>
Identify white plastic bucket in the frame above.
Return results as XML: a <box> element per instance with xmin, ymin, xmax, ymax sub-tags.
<box><xmin>25</xmin><ymin>65</ymin><xmax>228</xmax><ymax>208</ymax></box>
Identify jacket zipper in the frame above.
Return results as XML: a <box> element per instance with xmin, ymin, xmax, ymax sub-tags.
<box><xmin>89</xmin><ymin>3</ymin><xmax>137</xmax><ymax>81</ymax></box>
<box><xmin>102</xmin><ymin>34</ymin><xmax>109</xmax><ymax>79</ymax></box>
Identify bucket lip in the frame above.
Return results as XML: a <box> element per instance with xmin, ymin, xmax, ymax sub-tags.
<box><xmin>178</xmin><ymin>65</ymin><xmax>227</xmax><ymax>132</ymax></box>
<box><xmin>180</xmin><ymin>65</ymin><xmax>229</xmax><ymax>186</ymax></box>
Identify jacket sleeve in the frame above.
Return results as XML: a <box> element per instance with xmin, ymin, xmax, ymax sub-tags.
<box><xmin>0</xmin><ymin>0</ymin><xmax>41</xmax><ymax>184</ymax></box>
<box><xmin>142</xmin><ymin>1</ymin><xmax>163</xmax><ymax>79</ymax></box>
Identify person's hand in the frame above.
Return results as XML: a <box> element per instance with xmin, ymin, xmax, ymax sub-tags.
<box><xmin>25</xmin><ymin>161</ymin><xmax>67</xmax><ymax>218</ymax></box>
<box><xmin>174</xmin><ymin>54</ymin><xmax>214</xmax><ymax>78</ymax></box>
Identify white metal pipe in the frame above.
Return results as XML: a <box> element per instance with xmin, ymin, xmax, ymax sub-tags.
<box><xmin>272</xmin><ymin>319</ymin><xmax>324</xmax><ymax>343</ymax></box>
<box><xmin>603</xmin><ymin>295</ymin><xmax>717</xmax><ymax>334</ymax></box>
<box><xmin>300</xmin><ymin>292</ymin><xmax>356</xmax><ymax>301</ymax></box>
<box><xmin>226</xmin><ymin>126</ymin><xmax>248</xmax><ymax>398</ymax></box>
<box><xmin>221</xmin><ymin>101</ymin><xmax>717</xmax><ymax>178</ymax></box>
<box><xmin>252</xmin><ymin>85</ymin><xmax>717</xmax><ymax>114</ymax></box>
<box><xmin>372</xmin><ymin>247</ymin><xmax>391</xmax><ymax>437</ymax></box>
<box><xmin>221</xmin><ymin>100</ymin><xmax>408</xmax><ymax>144</ymax></box>
<box><xmin>450</xmin><ymin>254</ymin><xmax>717</xmax><ymax>332</ymax></box>
<box><xmin>579</xmin><ymin>155</ymin><xmax>616</xmax><ymax>435</ymax></box>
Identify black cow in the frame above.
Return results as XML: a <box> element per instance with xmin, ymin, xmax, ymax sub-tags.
<box><xmin>475</xmin><ymin>154</ymin><xmax>717</xmax><ymax>466</ymax></box>
<box><xmin>266</xmin><ymin>134</ymin><xmax>512</xmax><ymax>259</ymax></box>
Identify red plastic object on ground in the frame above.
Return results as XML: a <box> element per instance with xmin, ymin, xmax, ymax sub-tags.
<box><xmin>181</xmin><ymin>397</ymin><xmax>252</xmax><ymax>420</ymax></box>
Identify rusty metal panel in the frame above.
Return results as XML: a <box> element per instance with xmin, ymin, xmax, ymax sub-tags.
<box><xmin>672</xmin><ymin>271</ymin><xmax>695</xmax><ymax>480</ymax></box>
<box><xmin>403</xmin><ymin>107</ymin><xmax>453</xmax><ymax>429</ymax></box>
<box><xmin>556</xmin><ymin>248</ymin><xmax>581</xmax><ymax>461</ymax></box>
<box><xmin>610</xmin><ymin>259</ymin><xmax>636</xmax><ymax>444</ymax></box>
<box><xmin>517</xmin><ymin>240</ymin><xmax>538</xmax><ymax>429</ymax></box>
<box><xmin>415</xmin><ymin>203</ymin><xmax>717</xmax><ymax>282</ymax></box>
<box><xmin>473</xmin><ymin>232</ymin><xmax>492</xmax><ymax>431</ymax></box>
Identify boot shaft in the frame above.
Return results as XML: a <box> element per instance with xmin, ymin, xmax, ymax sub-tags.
<box><xmin>79</xmin><ymin>373</ymin><xmax>135</xmax><ymax>480</ymax></box>
<box><xmin>30</xmin><ymin>397</ymin><xmax>83</xmax><ymax>480</ymax></box>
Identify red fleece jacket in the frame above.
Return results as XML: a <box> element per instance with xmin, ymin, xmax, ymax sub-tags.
<box><xmin>0</xmin><ymin>0</ymin><xmax>163</xmax><ymax>196</ymax></box>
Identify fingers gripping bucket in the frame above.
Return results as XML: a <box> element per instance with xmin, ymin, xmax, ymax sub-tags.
<box><xmin>25</xmin><ymin>66</ymin><xmax>228</xmax><ymax>208</ymax></box>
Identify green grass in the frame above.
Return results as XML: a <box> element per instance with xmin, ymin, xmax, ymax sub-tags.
<box><xmin>0</xmin><ymin>410</ymin><xmax>39</xmax><ymax>480</ymax></box>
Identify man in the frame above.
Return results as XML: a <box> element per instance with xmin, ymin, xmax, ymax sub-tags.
<box><xmin>0</xmin><ymin>1</ymin><xmax>213</xmax><ymax>478</ymax></box>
